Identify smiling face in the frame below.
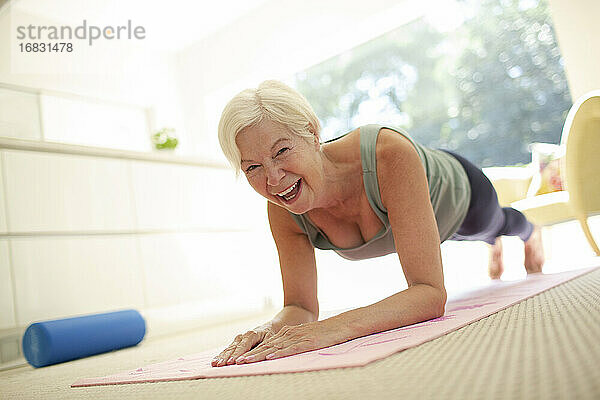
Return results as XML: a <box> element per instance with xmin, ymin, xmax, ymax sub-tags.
<box><xmin>235</xmin><ymin>119</ymin><xmax>322</xmax><ymax>214</ymax></box>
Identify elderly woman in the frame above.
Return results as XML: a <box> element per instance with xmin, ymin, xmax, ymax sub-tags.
<box><xmin>211</xmin><ymin>80</ymin><xmax>544</xmax><ymax>367</ymax></box>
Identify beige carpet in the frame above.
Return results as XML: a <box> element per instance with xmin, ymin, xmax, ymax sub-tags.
<box><xmin>2</xmin><ymin>265</ymin><xmax>600</xmax><ymax>399</ymax></box>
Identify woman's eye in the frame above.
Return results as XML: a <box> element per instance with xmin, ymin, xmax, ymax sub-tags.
<box><xmin>245</xmin><ymin>165</ymin><xmax>258</xmax><ymax>173</ymax></box>
<box><xmin>276</xmin><ymin>147</ymin><xmax>289</xmax><ymax>156</ymax></box>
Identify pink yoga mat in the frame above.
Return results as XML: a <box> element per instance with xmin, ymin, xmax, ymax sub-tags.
<box><xmin>72</xmin><ymin>266</ymin><xmax>598</xmax><ymax>387</ymax></box>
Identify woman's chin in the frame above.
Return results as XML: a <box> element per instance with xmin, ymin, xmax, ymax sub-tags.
<box><xmin>278</xmin><ymin>200</ymin><xmax>303</xmax><ymax>214</ymax></box>
<box><xmin>279</xmin><ymin>197</ymin><xmax>311</xmax><ymax>214</ymax></box>
<box><xmin>267</xmin><ymin>197</ymin><xmax>302</xmax><ymax>212</ymax></box>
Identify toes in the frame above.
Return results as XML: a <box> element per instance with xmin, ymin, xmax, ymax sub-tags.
<box><xmin>489</xmin><ymin>271</ymin><xmax>503</xmax><ymax>280</ymax></box>
<box><xmin>488</xmin><ymin>262</ymin><xmax>504</xmax><ymax>279</ymax></box>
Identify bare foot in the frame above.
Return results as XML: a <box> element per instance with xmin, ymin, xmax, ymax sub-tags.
<box><xmin>488</xmin><ymin>237</ymin><xmax>504</xmax><ymax>279</ymax></box>
<box><xmin>524</xmin><ymin>225</ymin><xmax>545</xmax><ymax>274</ymax></box>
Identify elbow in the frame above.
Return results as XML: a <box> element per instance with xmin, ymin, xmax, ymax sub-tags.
<box><xmin>437</xmin><ymin>298</ymin><xmax>447</xmax><ymax>317</ymax></box>
<box><xmin>437</xmin><ymin>289</ymin><xmax>447</xmax><ymax>317</ymax></box>
<box><xmin>425</xmin><ymin>286</ymin><xmax>447</xmax><ymax>317</ymax></box>
<box><xmin>416</xmin><ymin>284</ymin><xmax>447</xmax><ymax>318</ymax></box>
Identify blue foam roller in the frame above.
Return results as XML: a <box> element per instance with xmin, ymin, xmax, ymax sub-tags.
<box><xmin>22</xmin><ymin>309</ymin><xmax>146</xmax><ymax>368</ymax></box>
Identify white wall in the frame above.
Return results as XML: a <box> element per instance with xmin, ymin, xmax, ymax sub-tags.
<box><xmin>547</xmin><ymin>0</ymin><xmax>600</xmax><ymax>100</ymax></box>
<box><xmin>0</xmin><ymin>4</ymin><xmax>188</xmax><ymax>151</ymax></box>
<box><xmin>0</xmin><ymin>148</ymin><xmax>279</xmax><ymax>335</ymax></box>
<box><xmin>0</xmin><ymin>1</ymin><xmax>281</xmax><ymax>366</ymax></box>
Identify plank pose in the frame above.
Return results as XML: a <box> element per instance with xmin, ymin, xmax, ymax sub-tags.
<box><xmin>212</xmin><ymin>80</ymin><xmax>544</xmax><ymax>367</ymax></box>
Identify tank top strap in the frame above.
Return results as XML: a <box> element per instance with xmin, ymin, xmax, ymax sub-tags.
<box><xmin>359</xmin><ymin>125</ymin><xmax>389</xmax><ymax>220</ymax></box>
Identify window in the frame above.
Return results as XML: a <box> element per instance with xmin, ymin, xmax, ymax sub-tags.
<box><xmin>0</xmin><ymin>85</ymin><xmax>151</xmax><ymax>152</ymax></box>
<box><xmin>40</xmin><ymin>95</ymin><xmax>150</xmax><ymax>152</ymax></box>
<box><xmin>292</xmin><ymin>0</ymin><xmax>571</xmax><ymax>167</ymax></box>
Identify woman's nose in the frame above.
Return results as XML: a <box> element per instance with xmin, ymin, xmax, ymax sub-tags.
<box><xmin>265</xmin><ymin>164</ymin><xmax>284</xmax><ymax>186</ymax></box>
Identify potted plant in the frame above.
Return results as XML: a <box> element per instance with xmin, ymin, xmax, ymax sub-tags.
<box><xmin>151</xmin><ymin>127</ymin><xmax>178</xmax><ymax>150</ymax></box>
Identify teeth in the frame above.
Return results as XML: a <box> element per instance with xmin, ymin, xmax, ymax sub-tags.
<box><xmin>277</xmin><ymin>180</ymin><xmax>299</xmax><ymax>196</ymax></box>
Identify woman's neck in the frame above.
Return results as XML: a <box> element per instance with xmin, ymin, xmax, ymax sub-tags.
<box><xmin>310</xmin><ymin>147</ymin><xmax>364</xmax><ymax>220</ymax></box>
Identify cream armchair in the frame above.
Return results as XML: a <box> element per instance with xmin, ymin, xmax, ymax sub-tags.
<box><xmin>485</xmin><ymin>90</ymin><xmax>600</xmax><ymax>256</ymax></box>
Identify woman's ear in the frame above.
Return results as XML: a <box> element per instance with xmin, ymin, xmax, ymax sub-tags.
<box><xmin>308</xmin><ymin>123</ymin><xmax>320</xmax><ymax>149</ymax></box>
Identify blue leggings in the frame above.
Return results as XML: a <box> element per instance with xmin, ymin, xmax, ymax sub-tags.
<box><xmin>442</xmin><ymin>150</ymin><xmax>534</xmax><ymax>245</ymax></box>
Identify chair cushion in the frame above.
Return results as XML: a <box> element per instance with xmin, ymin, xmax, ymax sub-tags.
<box><xmin>511</xmin><ymin>191</ymin><xmax>573</xmax><ymax>225</ymax></box>
<box><xmin>526</xmin><ymin>143</ymin><xmax>565</xmax><ymax>197</ymax></box>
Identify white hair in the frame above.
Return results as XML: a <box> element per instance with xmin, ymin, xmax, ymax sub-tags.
<box><xmin>217</xmin><ymin>80</ymin><xmax>322</xmax><ymax>177</ymax></box>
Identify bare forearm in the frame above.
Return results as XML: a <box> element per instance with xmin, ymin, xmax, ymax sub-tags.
<box><xmin>325</xmin><ymin>284</ymin><xmax>446</xmax><ymax>342</ymax></box>
<box><xmin>227</xmin><ymin>285</ymin><xmax>445</xmax><ymax>365</ymax></box>
<box><xmin>269</xmin><ymin>304</ymin><xmax>317</xmax><ymax>333</ymax></box>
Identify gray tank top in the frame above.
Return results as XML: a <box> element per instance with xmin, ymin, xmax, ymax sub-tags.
<box><xmin>288</xmin><ymin>124</ymin><xmax>471</xmax><ymax>261</ymax></box>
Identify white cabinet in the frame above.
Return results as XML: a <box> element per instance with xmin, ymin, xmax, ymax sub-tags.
<box><xmin>0</xmin><ymin>88</ymin><xmax>41</xmax><ymax>141</ymax></box>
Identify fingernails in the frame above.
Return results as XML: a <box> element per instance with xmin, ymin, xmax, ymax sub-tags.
<box><xmin>266</xmin><ymin>353</ymin><xmax>275</xmax><ymax>359</ymax></box>
<box><xmin>236</xmin><ymin>357</ymin><xmax>245</xmax><ymax>364</ymax></box>
<box><xmin>227</xmin><ymin>357</ymin><xmax>234</xmax><ymax>364</ymax></box>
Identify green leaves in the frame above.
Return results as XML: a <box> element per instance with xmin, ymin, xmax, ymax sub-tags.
<box><xmin>151</xmin><ymin>127</ymin><xmax>178</xmax><ymax>150</ymax></box>
<box><xmin>294</xmin><ymin>0</ymin><xmax>571</xmax><ymax>168</ymax></box>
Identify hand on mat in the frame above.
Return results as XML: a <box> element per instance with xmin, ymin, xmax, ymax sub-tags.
<box><xmin>211</xmin><ymin>323</ymin><xmax>277</xmax><ymax>367</ymax></box>
<box><xmin>233</xmin><ymin>321</ymin><xmax>338</xmax><ymax>364</ymax></box>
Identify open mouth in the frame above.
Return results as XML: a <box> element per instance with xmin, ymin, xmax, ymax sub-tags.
<box><xmin>276</xmin><ymin>178</ymin><xmax>302</xmax><ymax>204</ymax></box>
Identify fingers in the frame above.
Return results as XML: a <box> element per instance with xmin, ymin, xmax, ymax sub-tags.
<box><xmin>211</xmin><ymin>334</ymin><xmax>242</xmax><ymax>367</ymax></box>
<box><xmin>226</xmin><ymin>333</ymin><xmax>260</xmax><ymax>365</ymax></box>
<box><xmin>237</xmin><ymin>339</ymin><xmax>305</xmax><ymax>364</ymax></box>
<box><xmin>211</xmin><ymin>330</ymin><xmax>263</xmax><ymax>367</ymax></box>
<box><xmin>265</xmin><ymin>343</ymin><xmax>304</xmax><ymax>361</ymax></box>
<box><xmin>236</xmin><ymin>327</ymin><xmax>302</xmax><ymax>364</ymax></box>
<box><xmin>212</xmin><ymin>325</ymin><xmax>313</xmax><ymax>367</ymax></box>
<box><xmin>234</xmin><ymin>340</ymin><xmax>282</xmax><ymax>364</ymax></box>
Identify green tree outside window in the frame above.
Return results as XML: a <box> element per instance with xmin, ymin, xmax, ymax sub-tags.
<box><xmin>293</xmin><ymin>0</ymin><xmax>571</xmax><ymax>167</ymax></box>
